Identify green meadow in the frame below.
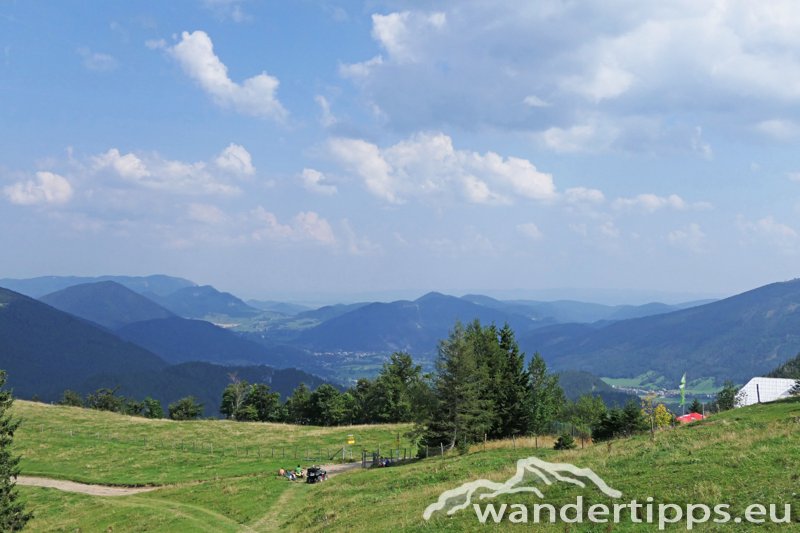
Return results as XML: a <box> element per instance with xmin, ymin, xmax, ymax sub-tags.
<box><xmin>11</xmin><ymin>398</ymin><xmax>800</xmax><ymax>531</ymax></box>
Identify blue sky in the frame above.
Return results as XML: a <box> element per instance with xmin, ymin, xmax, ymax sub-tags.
<box><xmin>2</xmin><ymin>1</ymin><xmax>800</xmax><ymax>302</ymax></box>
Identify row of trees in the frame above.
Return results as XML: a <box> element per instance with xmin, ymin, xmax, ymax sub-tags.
<box><xmin>219</xmin><ymin>322</ymin><xmax>565</xmax><ymax>451</ymax></box>
<box><xmin>219</xmin><ymin>352</ymin><xmax>429</xmax><ymax>426</ymax></box>
<box><xmin>59</xmin><ymin>388</ymin><xmax>203</xmax><ymax>421</ymax></box>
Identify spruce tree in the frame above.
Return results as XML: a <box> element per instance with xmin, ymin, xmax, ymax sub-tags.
<box><xmin>0</xmin><ymin>371</ymin><xmax>32</xmax><ymax>531</ymax></box>
<box><xmin>496</xmin><ymin>324</ymin><xmax>531</xmax><ymax>438</ymax></box>
<box><xmin>464</xmin><ymin>321</ymin><xmax>503</xmax><ymax>437</ymax></box>
<box><xmin>423</xmin><ymin>322</ymin><xmax>494</xmax><ymax>451</ymax></box>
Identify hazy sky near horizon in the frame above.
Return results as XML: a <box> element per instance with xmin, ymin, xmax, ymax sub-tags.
<box><xmin>2</xmin><ymin>1</ymin><xmax>800</xmax><ymax>301</ymax></box>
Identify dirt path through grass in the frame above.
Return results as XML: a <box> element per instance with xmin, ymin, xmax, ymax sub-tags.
<box><xmin>17</xmin><ymin>476</ymin><xmax>159</xmax><ymax>496</ymax></box>
<box><xmin>249</xmin><ymin>462</ymin><xmax>363</xmax><ymax>531</ymax></box>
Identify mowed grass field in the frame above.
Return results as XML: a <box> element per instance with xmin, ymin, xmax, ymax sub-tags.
<box><xmin>10</xmin><ymin>398</ymin><xmax>800</xmax><ymax>531</ymax></box>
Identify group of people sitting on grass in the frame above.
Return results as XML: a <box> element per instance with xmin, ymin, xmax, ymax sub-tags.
<box><xmin>279</xmin><ymin>465</ymin><xmax>304</xmax><ymax>481</ymax></box>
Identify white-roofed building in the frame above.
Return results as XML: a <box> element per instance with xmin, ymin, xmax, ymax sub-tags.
<box><xmin>737</xmin><ymin>377</ymin><xmax>797</xmax><ymax>407</ymax></box>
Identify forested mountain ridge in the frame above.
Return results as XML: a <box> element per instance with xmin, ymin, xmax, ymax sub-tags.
<box><xmin>40</xmin><ymin>281</ymin><xmax>175</xmax><ymax>330</ymax></box>
<box><xmin>521</xmin><ymin>278</ymin><xmax>800</xmax><ymax>384</ymax></box>
<box><xmin>0</xmin><ymin>287</ymin><xmax>167</xmax><ymax>399</ymax></box>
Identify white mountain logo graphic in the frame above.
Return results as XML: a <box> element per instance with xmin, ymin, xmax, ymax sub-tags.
<box><xmin>423</xmin><ymin>456</ymin><xmax>622</xmax><ymax>520</ymax></box>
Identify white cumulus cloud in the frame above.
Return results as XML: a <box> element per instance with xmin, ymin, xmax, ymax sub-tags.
<box><xmin>250</xmin><ymin>207</ymin><xmax>336</xmax><ymax>245</ymax></box>
<box><xmin>668</xmin><ymin>223</ymin><xmax>707</xmax><ymax>252</ymax></box>
<box><xmin>613</xmin><ymin>193</ymin><xmax>711</xmax><ymax>213</ymax></box>
<box><xmin>4</xmin><ymin>171</ymin><xmax>73</xmax><ymax>206</ymax></box>
<box><xmin>328</xmin><ymin>132</ymin><xmax>556</xmax><ymax>205</ymax></box>
<box><xmin>92</xmin><ymin>147</ymin><xmax>240</xmax><ymax>195</ymax></box>
<box><xmin>371</xmin><ymin>11</ymin><xmax>446</xmax><ymax>63</ymax></box>
<box><xmin>339</xmin><ymin>3</ymin><xmax>800</xmax><ymax>154</ymax></box>
<box><xmin>293</xmin><ymin>211</ymin><xmax>336</xmax><ymax>245</ymax></box>
<box><xmin>92</xmin><ymin>148</ymin><xmax>150</xmax><ymax>180</ymax></box>
<box><xmin>167</xmin><ymin>30</ymin><xmax>286</xmax><ymax>120</ymax></box>
<box><xmin>299</xmin><ymin>168</ymin><xmax>337</xmax><ymax>195</ymax></box>
<box><xmin>339</xmin><ymin>55</ymin><xmax>384</xmax><ymax>79</ymax></box>
<box><xmin>756</xmin><ymin>119</ymin><xmax>799</xmax><ymax>140</ymax></box>
<box><xmin>738</xmin><ymin>215</ymin><xmax>798</xmax><ymax>252</ymax></box>
<box><xmin>215</xmin><ymin>143</ymin><xmax>255</xmax><ymax>176</ymax></box>
<box><xmin>328</xmin><ymin>137</ymin><xmax>398</xmax><ymax>203</ymax></box>
<box><xmin>565</xmin><ymin>187</ymin><xmax>605</xmax><ymax>205</ymax></box>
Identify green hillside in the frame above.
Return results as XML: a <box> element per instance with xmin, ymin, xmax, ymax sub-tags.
<box><xmin>283</xmin><ymin>398</ymin><xmax>800</xmax><ymax>532</ymax></box>
<box><xmin>12</xmin><ymin>401</ymin><xmax>414</xmax><ymax>531</ymax></box>
<box><xmin>11</xmin><ymin>398</ymin><xmax>800</xmax><ymax>531</ymax></box>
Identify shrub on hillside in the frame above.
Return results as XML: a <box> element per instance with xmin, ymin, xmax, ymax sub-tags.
<box><xmin>553</xmin><ymin>434</ymin><xmax>577</xmax><ymax>450</ymax></box>
<box><xmin>168</xmin><ymin>396</ymin><xmax>203</xmax><ymax>420</ymax></box>
<box><xmin>59</xmin><ymin>389</ymin><xmax>84</xmax><ymax>407</ymax></box>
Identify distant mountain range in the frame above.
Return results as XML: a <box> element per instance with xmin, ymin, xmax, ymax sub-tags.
<box><xmin>0</xmin><ymin>274</ymin><xmax>194</xmax><ymax>298</ymax></box>
<box><xmin>148</xmin><ymin>285</ymin><xmax>262</xmax><ymax>320</ymax></box>
<box><xmin>520</xmin><ymin>279</ymin><xmax>800</xmax><ymax>384</ymax></box>
<box><xmin>296</xmin><ymin>292</ymin><xmax>535</xmax><ymax>354</ymax></box>
<box><xmin>116</xmin><ymin>317</ymin><xmax>312</xmax><ymax>368</ymax></box>
<box><xmin>0</xmin><ymin>286</ymin><xmax>326</xmax><ymax>415</ymax></box>
<box><xmin>41</xmin><ymin>281</ymin><xmax>176</xmax><ymax>330</ymax></box>
<box><xmin>37</xmin><ymin>281</ymin><xmax>321</xmax><ymax>370</ymax></box>
<box><xmin>461</xmin><ymin>294</ymin><xmax>712</xmax><ymax>323</ymax></box>
<box><xmin>7</xmin><ymin>272</ymin><xmax>800</xmax><ymax>399</ymax></box>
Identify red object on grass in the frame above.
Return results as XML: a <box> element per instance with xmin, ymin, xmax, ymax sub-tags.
<box><xmin>676</xmin><ymin>412</ymin><xmax>704</xmax><ymax>423</ymax></box>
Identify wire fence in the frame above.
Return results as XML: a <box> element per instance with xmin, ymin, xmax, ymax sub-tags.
<box><xmin>22</xmin><ymin>419</ymin><xmax>594</xmax><ymax>467</ymax></box>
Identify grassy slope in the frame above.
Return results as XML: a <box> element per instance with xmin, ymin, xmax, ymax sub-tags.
<box><xmin>285</xmin><ymin>398</ymin><xmax>800</xmax><ymax>532</ymax></box>
<box><xmin>11</xmin><ymin>401</ymin><xmax>413</xmax><ymax>531</ymax></box>
<box><xmin>11</xmin><ymin>399</ymin><xmax>800</xmax><ymax>531</ymax></box>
